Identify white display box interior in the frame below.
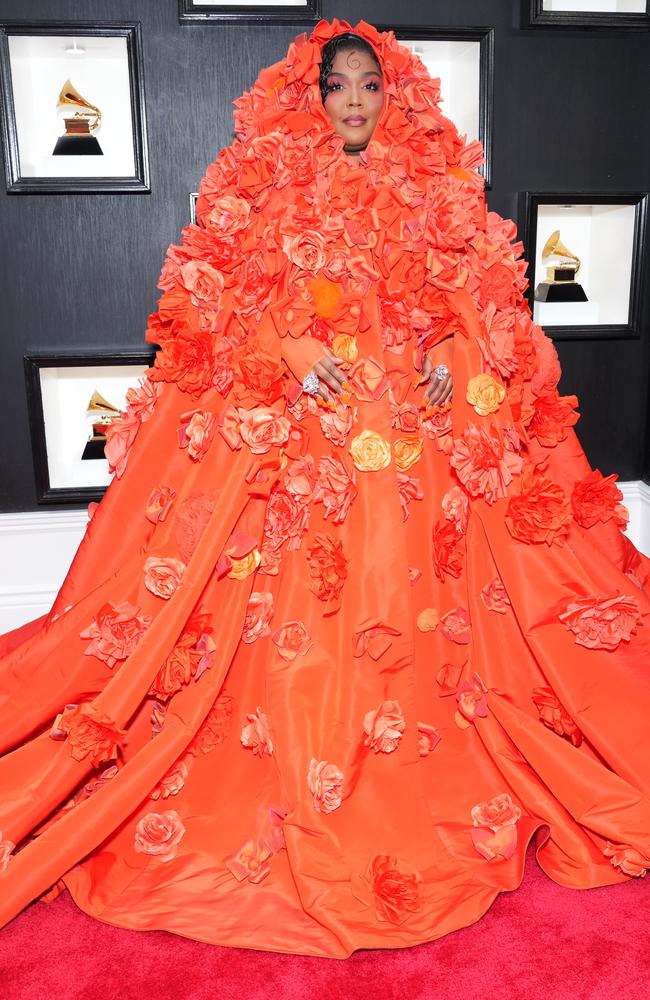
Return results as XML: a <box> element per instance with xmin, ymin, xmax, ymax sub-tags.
<box><xmin>532</xmin><ymin>202</ymin><xmax>636</xmax><ymax>327</ymax></box>
<box><xmin>39</xmin><ymin>364</ymin><xmax>148</xmax><ymax>489</ymax></box>
<box><xmin>542</xmin><ymin>2</ymin><xmax>646</xmax><ymax>12</ymax></box>
<box><xmin>8</xmin><ymin>33</ymin><xmax>136</xmax><ymax>178</ymax></box>
<box><xmin>400</xmin><ymin>40</ymin><xmax>481</xmax><ymax>151</ymax></box>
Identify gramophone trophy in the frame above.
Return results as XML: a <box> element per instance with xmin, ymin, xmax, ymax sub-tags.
<box><xmin>81</xmin><ymin>390</ymin><xmax>121</xmax><ymax>461</ymax></box>
<box><xmin>52</xmin><ymin>79</ymin><xmax>103</xmax><ymax>156</ymax></box>
<box><xmin>534</xmin><ymin>229</ymin><xmax>588</xmax><ymax>302</ymax></box>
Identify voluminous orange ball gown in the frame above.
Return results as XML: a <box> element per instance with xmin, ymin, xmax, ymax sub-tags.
<box><xmin>1</xmin><ymin>18</ymin><xmax>649</xmax><ymax>958</ymax></box>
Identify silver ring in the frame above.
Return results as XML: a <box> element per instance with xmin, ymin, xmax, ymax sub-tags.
<box><xmin>434</xmin><ymin>364</ymin><xmax>449</xmax><ymax>382</ymax></box>
<box><xmin>302</xmin><ymin>372</ymin><xmax>321</xmax><ymax>396</ymax></box>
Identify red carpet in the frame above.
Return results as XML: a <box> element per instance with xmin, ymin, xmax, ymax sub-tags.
<box><xmin>1</xmin><ymin>844</ymin><xmax>647</xmax><ymax>1000</ymax></box>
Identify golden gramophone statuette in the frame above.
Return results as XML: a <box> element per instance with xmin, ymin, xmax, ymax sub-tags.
<box><xmin>52</xmin><ymin>79</ymin><xmax>104</xmax><ymax>156</ymax></box>
<box><xmin>81</xmin><ymin>389</ymin><xmax>121</xmax><ymax>461</ymax></box>
<box><xmin>534</xmin><ymin>229</ymin><xmax>588</xmax><ymax>302</ymax></box>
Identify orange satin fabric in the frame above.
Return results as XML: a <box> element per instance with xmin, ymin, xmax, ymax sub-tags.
<box><xmin>1</xmin><ymin>18</ymin><xmax>649</xmax><ymax>959</ymax></box>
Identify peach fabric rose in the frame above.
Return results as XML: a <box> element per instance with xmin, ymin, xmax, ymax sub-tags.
<box><xmin>0</xmin><ymin>836</ymin><xmax>16</xmax><ymax>874</ymax></box>
<box><xmin>397</xmin><ymin>472</ymin><xmax>424</xmax><ymax>522</ymax></box>
<box><xmin>242</xmin><ymin>591</ymin><xmax>274</xmax><ymax>644</ymax></box>
<box><xmin>450</xmin><ymin>422</ymin><xmax>523</xmax><ymax>505</ymax></box>
<box><xmin>417</xmin><ymin>608</ymin><xmax>439</xmax><ymax>632</ymax></box>
<box><xmin>134</xmin><ymin>810</ymin><xmax>185</xmax><ymax>863</ymax></box>
<box><xmin>532</xmin><ymin>686</ymin><xmax>582</xmax><ymax>747</ymax></box>
<box><xmin>239</xmin><ymin>407</ymin><xmax>291</xmax><ymax>455</ymax></box>
<box><xmin>440</xmin><ymin>607</ymin><xmax>471</xmax><ymax>645</ymax></box>
<box><xmin>393</xmin><ymin>436</ymin><xmax>424</xmax><ymax>472</ymax></box>
<box><xmin>145</xmin><ymin>485</ymin><xmax>176</xmax><ymax>524</ymax></box>
<box><xmin>206</xmin><ymin>194</ymin><xmax>251</xmax><ymax>235</ymax></box>
<box><xmin>240</xmin><ymin>706</ymin><xmax>274</xmax><ymax>757</ymax></box>
<box><xmin>353</xmin><ymin>618</ymin><xmax>402</xmax><ymax>660</ymax></box>
<box><xmin>350</xmin><ymin>429</ymin><xmax>392</xmax><ymax>472</ymax></box>
<box><xmin>271</xmin><ymin>620</ymin><xmax>313</xmax><ymax>661</ymax></box>
<box><xmin>319</xmin><ymin>401</ymin><xmax>356</xmax><ymax>447</ymax></box>
<box><xmin>307</xmin><ymin>757</ymin><xmax>344</xmax><ymax>813</ymax></box>
<box><xmin>466</xmin><ymin>373</ymin><xmax>505</xmax><ymax>416</ymax></box>
<box><xmin>559</xmin><ymin>594</ymin><xmax>642</xmax><ymax>650</ymax></box>
<box><xmin>442</xmin><ymin>485</ymin><xmax>469</xmax><ymax>533</ymax></box>
<box><xmin>80</xmin><ymin>600</ymin><xmax>152</xmax><ymax>668</ymax></box>
<box><xmin>417</xmin><ymin>721</ymin><xmax>442</xmax><ymax>756</ymax></box>
<box><xmin>225</xmin><ymin>837</ymin><xmax>273</xmax><ymax>883</ymax></box>
<box><xmin>180</xmin><ymin>260</ymin><xmax>225</xmax><ymax>307</ymax></box>
<box><xmin>313</xmin><ymin>453</ymin><xmax>358</xmax><ymax>524</ymax></box>
<box><xmin>480</xmin><ymin>577</ymin><xmax>511</xmax><ymax>614</ymax></box>
<box><xmin>143</xmin><ymin>556</ymin><xmax>186</xmax><ymax>599</ymax></box>
<box><xmin>362</xmin><ymin>699</ymin><xmax>406</xmax><ymax>754</ymax></box>
<box><xmin>471</xmin><ymin>792</ymin><xmax>522</xmax><ymax>832</ymax></box>
<box><xmin>455</xmin><ymin>673</ymin><xmax>489</xmax><ymax>728</ymax></box>
<box><xmin>603</xmin><ymin>842</ymin><xmax>650</xmax><ymax>878</ymax></box>
<box><xmin>149</xmin><ymin>759</ymin><xmax>190</xmax><ymax>800</ymax></box>
<box><xmin>104</xmin><ymin>409</ymin><xmax>141</xmax><ymax>479</ymax></box>
<box><xmin>188</xmin><ymin>693</ymin><xmax>235</xmax><ymax>756</ymax></box>
<box><xmin>177</xmin><ymin>408</ymin><xmax>217</xmax><ymax>461</ymax></box>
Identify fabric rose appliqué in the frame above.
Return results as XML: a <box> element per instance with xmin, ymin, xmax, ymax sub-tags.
<box><xmin>307</xmin><ymin>757</ymin><xmax>344</xmax><ymax>813</ymax></box>
<box><xmin>351</xmin><ymin>854</ymin><xmax>424</xmax><ymax>925</ymax></box>
<box><xmin>350</xmin><ymin>429</ymin><xmax>391</xmax><ymax>472</ymax></box>
<box><xmin>240</xmin><ymin>706</ymin><xmax>274</xmax><ymax>757</ymax></box>
<box><xmin>362</xmin><ymin>699</ymin><xmax>405</xmax><ymax>754</ymax></box>
<box><xmin>603</xmin><ymin>842</ymin><xmax>650</xmax><ymax>878</ymax></box>
<box><xmin>144</xmin><ymin>556</ymin><xmax>186</xmax><ymax>599</ymax></box>
<box><xmin>532</xmin><ymin>686</ymin><xmax>582</xmax><ymax>747</ymax></box>
<box><xmin>49</xmin><ymin>702</ymin><xmax>127</xmax><ymax>768</ymax></box>
<box><xmin>79</xmin><ymin>600</ymin><xmax>152</xmax><ymax>668</ymax></box>
<box><xmin>470</xmin><ymin>792</ymin><xmax>522</xmax><ymax>862</ymax></box>
<box><xmin>559</xmin><ymin>594</ymin><xmax>642</xmax><ymax>650</ymax></box>
<box><xmin>134</xmin><ymin>809</ymin><xmax>185</xmax><ymax>863</ymax></box>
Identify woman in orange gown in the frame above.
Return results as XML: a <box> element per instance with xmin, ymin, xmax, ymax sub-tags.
<box><xmin>0</xmin><ymin>18</ymin><xmax>648</xmax><ymax>958</ymax></box>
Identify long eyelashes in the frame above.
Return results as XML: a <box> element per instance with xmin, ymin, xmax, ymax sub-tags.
<box><xmin>326</xmin><ymin>81</ymin><xmax>380</xmax><ymax>93</ymax></box>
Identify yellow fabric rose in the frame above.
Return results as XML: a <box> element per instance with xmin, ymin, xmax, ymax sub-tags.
<box><xmin>393</xmin><ymin>436</ymin><xmax>424</xmax><ymax>472</ymax></box>
<box><xmin>228</xmin><ymin>549</ymin><xmax>261</xmax><ymax>579</ymax></box>
<box><xmin>466</xmin><ymin>373</ymin><xmax>505</xmax><ymax>416</ymax></box>
<box><xmin>331</xmin><ymin>334</ymin><xmax>358</xmax><ymax>364</ymax></box>
<box><xmin>350</xmin><ymin>429</ymin><xmax>391</xmax><ymax>472</ymax></box>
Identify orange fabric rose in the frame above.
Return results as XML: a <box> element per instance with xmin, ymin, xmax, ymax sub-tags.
<box><xmin>393</xmin><ymin>436</ymin><xmax>424</xmax><ymax>472</ymax></box>
<box><xmin>466</xmin><ymin>373</ymin><xmax>505</xmax><ymax>416</ymax></box>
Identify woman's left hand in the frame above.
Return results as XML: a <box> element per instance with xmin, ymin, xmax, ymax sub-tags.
<box><xmin>416</xmin><ymin>354</ymin><xmax>453</xmax><ymax>407</ymax></box>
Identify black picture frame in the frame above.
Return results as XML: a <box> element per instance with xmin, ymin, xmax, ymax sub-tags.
<box><xmin>519</xmin><ymin>191</ymin><xmax>648</xmax><ymax>340</ymax></box>
<box><xmin>381</xmin><ymin>24</ymin><xmax>495</xmax><ymax>191</ymax></box>
<box><xmin>523</xmin><ymin>0</ymin><xmax>650</xmax><ymax>30</ymax></box>
<box><xmin>0</xmin><ymin>20</ymin><xmax>150</xmax><ymax>194</ymax></box>
<box><xmin>178</xmin><ymin>0</ymin><xmax>321</xmax><ymax>25</ymax></box>
<box><xmin>24</xmin><ymin>351</ymin><xmax>155</xmax><ymax>505</ymax></box>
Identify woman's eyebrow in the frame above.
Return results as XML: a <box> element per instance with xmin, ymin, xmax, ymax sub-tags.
<box><xmin>326</xmin><ymin>70</ymin><xmax>382</xmax><ymax>79</ymax></box>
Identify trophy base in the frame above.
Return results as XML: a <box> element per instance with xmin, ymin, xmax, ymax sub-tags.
<box><xmin>52</xmin><ymin>135</ymin><xmax>103</xmax><ymax>156</ymax></box>
<box><xmin>81</xmin><ymin>438</ymin><xmax>107</xmax><ymax>461</ymax></box>
<box><xmin>534</xmin><ymin>282</ymin><xmax>588</xmax><ymax>303</ymax></box>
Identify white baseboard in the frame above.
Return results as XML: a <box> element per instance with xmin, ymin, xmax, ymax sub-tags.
<box><xmin>1</xmin><ymin>481</ymin><xmax>648</xmax><ymax>634</ymax></box>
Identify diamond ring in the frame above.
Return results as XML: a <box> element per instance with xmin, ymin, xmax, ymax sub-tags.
<box><xmin>434</xmin><ymin>364</ymin><xmax>450</xmax><ymax>382</ymax></box>
<box><xmin>302</xmin><ymin>372</ymin><xmax>321</xmax><ymax>396</ymax></box>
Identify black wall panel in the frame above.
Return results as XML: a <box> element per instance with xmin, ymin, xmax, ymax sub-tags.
<box><xmin>0</xmin><ymin>1</ymin><xmax>648</xmax><ymax>510</ymax></box>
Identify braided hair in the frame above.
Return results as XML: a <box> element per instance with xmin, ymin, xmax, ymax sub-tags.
<box><xmin>318</xmin><ymin>32</ymin><xmax>383</xmax><ymax>105</ymax></box>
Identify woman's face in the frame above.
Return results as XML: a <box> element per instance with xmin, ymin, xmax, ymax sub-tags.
<box><xmin>322</xmin><ymin>47</ymin><xmax>384</xmax><ymax>156</ymax></box>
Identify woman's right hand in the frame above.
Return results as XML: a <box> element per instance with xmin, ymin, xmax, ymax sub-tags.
<box><xmin>280</xmin><ymin>335</ymin><xmax>348</xmax><ymax>403</ymax></box>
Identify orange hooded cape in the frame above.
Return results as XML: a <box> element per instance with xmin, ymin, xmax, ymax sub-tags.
<box><xmin>0</xmin><ymin>18</ymin><xmax>648</xmax><ymax>956</ymax></box>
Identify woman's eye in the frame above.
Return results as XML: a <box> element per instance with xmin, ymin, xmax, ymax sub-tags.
<box><xmin>365</xmin><ymin>82</ymin><xmax>379</xmax><ymax>91</ymax></box>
